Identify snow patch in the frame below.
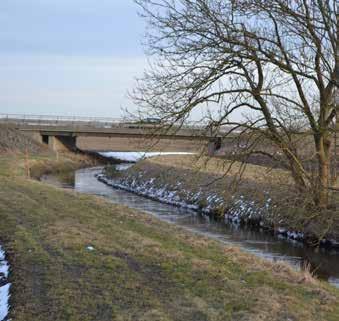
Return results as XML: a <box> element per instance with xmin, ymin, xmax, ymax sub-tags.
<box><xmin>97</xmin><ymin>171</ymin><xmax>314</xmax><ymax>245</ymax></box>
<box><xmin>0</xmin><ymin>284</ymin><xmax>10</xmax><ymax>321</ymax></box>
<box><xmin>0</xmin><ymin>246</ymin><xmax>10</xmax><ymax>321</ymax></box>
<box><xmin>115</xmin><ymin>163</ymin><xmax>134</xmax><ymax>171</ymax></box>
<box><xmin>98</xmin><ymin>152</ymin><xmax>194</xmax><ymax>162</ymax></box>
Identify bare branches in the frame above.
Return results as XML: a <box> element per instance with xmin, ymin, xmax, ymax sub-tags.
<box><xmin>132</xmin><ymin>0</ymin><xmax>338</xmax><ymax>208</ymax></box>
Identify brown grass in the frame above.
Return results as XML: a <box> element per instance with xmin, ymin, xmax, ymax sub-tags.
<box><xmin>113</xmin><ymin>154</ymin><xmax>339</xmax><ymax>244</ymax></box>
<box><xmin>147</xmin><ymin>154</ymin><xmax>292</xmax><ymax>185</ymax></box>
<box><xmin>0</xmin><ymin>124</ymin><xmax>50</xmax><ymax>155</ymax></box>
<box><xmin>0</xmin><ymin>147</ymin><xmax>338</xmax><ymax>319</ymax></box>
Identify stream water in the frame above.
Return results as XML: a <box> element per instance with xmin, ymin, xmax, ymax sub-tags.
<box><xmin>41</xmin><ymin>165</ymin><xmax>339</xmax><ymax>287</ymax></box>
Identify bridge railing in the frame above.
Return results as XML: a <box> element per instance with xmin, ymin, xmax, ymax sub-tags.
<box><xmin>0</xmin><ymin>113</ymin><xmax>123</xmax><ymax>123</ymax></box>
<box><xmin>0</xmin><ymin>113</ymin><xmax>127</xmax><ymax>129</ymax></box>
<box><xmin>0</xmin><ymin>113</ymin><xmax>235</xmax><ymax>135</ymax></box>
<box><xmin>0</xmin><ymin>113</ymin><xmax>205</xmax><ymax>129</ymax></box>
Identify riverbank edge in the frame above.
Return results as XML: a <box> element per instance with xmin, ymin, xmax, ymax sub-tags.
<box><xmin>28</xmin><ymin>150</ymin><xmax>116</xmax><ymax>180</ymax></box>
<box><xmin>100</xmin><ymin>157</ymin><xmax>339</xmax><ymax>249</ymax></box>
<box><xmin>0</xmin><ymin>150</ymin><xmax>115</xmax><ymax>321</ymax></box>
<box><xmin>1</xmin><ymin>154</ymin><xmax>339</xmax><ymax>320</ymax></box>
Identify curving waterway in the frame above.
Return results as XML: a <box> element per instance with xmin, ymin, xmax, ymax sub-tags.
<box><xmin>41</xmin><ymin>165</ymin><xmax>339</xmax><ymax>287</ymax></box>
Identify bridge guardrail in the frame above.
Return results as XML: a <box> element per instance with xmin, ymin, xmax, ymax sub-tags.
<box><xmin>0</xmin><ymin>113</ymin><xmax>128</xmax><ymax>129</ymax></box>
<box><xmin>0</xmin><ymin>113</ymin><xmax>202</xmax><ymax>129</ymax></box>
<box><xmin>0</xmin><ymin>113</ymin><xmax>123</xmax><ymax>123</ymax></box>
<box><xmin>0</xmin><ymin>113</ymin><xmax>235</xmax><ymax>134</ymax></box>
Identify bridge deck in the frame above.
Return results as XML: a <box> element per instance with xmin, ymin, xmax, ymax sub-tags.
<box><xmin>0</xmin><ymin>113</ymin><xmax>223</xmax><ymax>140</ymax></box>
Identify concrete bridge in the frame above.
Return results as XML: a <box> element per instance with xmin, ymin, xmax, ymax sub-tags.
<box><xmin>0</xmin><ymin>114</ymin><xmax>222</xmax><ymax>154</ymax></box>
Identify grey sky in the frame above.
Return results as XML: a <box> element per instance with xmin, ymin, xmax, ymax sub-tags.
<box><xmin>0</xmin><ymin>0</ymin><xmax>146</xmax><ymax>118</ymax></box>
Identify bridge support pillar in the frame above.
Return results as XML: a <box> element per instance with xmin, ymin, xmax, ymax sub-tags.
<box><xmin>47</xmin><ymin>136</ymin><xmax>77</xmax><ymax>152</ymax></box>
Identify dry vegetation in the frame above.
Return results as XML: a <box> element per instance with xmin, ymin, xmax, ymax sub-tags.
<box><xmin>0</xmin><ymin>129</ymin><xmax>338</xmax><ymax>320</ymax></box>
<box><xmin>1</xmin><ymin>155</ymin><xmax>339</xmax><ymax>320</ymax></box>
<box><xmin>114</xmin><ymin>155</ymin><xmax>339</xmax><ymax>243</ymax></box>
<box><xmin>147</xmin><ymin>154</ymin><xmax>293</xmax><ymax>185</ymax></box>
<box><xmin>28</xmin><ymin>152</ymin><xmax>105</xmax><ymax>180</ymax></box>
<box><xmin>0</xmin><ymin>124</ymin><xmax>49</xmax><ymax>155</ymax></box>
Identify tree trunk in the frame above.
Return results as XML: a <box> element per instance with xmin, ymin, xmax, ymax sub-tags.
<box><xmin>317</xmin><ymin>158</ymin><xmax>330</xmax><ymax>208</ymax></box>
<box><xmin>315</xmin><ymin>136</ymin><xmax>331</xmax><ymax>209</ymax></box>
<box><xmin>288</xmin><ymin>159</ymin><xmax>308</xmax><ymax>192</ymax></box>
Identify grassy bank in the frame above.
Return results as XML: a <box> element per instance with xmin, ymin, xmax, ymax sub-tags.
<box><xmin>28</xmin><ymin>152</ymin><xmax>106</xmax><ymax>179</ymax></box>
<box><xmin>0</xmin><ymin>154</ymin><xmax>339</xmax><ymax>320</ymax></box>
<box><xmin>0</xmin><ymin>150</ymin><xmax>108</xmax><ymax>182</ymax></box>
<box><xmin>0</xmin><ymin>123</ymin><xmax>113</xmax><ymax>181</ymax></box>
<box><xmin>0</xmin><ymin>124</ymin><xmax>50</xmax><ymax>155</ymax></box>
<box><xmin>106</xmin><ymin>155</ymin><xmax>339</xmax><ymax>245</ymax></box>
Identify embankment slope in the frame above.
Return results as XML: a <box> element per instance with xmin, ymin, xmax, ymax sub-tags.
<box><xmin>0</xmin><ymin>124</ymin><xmax>49</xmax><ymax>155</ymax></box>
<box><xmin>103</xmin><ymin>155</ymin><xmax>339</xmax><ymax>245</ymax></box>
<box><xmin>0</xmin><ymin>129</ymin><xmax>339</xmax><ymax>320</ymax></box>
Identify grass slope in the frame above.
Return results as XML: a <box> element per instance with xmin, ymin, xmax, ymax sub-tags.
<box><xmin>116</xmin><ymin>155</ymin><xmax>339</xmax><ymax>242</ymax></box>
<box><xmin>0</xmin><ymin>125</ymin><xmax>49</xmax><ymax>155</ymax></box>
<box><xmin>0</xmin><ymin>155</ymin><xmax>338</xmax><ymax>320</ymax></box>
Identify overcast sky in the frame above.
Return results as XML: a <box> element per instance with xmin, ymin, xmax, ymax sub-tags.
<box><xmin>0</xmin><ymin>0</ymin><xmax>146</xmax><ymax>118</ymax></box>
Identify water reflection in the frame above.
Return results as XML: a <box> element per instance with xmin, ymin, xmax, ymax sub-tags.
<box><xmin>43</xmin><ymin>166</ymin><xmax>339</xmax><ymax>287</ymax></box>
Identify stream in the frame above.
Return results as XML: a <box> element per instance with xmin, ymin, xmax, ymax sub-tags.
<box><xmin>41</xmin><ymin>165</ymin><xmax>339</xmax><ymax>288</ymax></box>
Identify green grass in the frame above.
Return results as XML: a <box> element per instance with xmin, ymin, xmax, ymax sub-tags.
<box><xmin>0</xmin><ymin>155</ymin><xmax>339</xmax><ymax>320</ymax></box>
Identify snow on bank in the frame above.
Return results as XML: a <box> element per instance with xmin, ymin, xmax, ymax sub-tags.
<box><xmin>0</xmin><ymin>247</ymin><xmax>10</xmax><ymax>321</ymax></box>
<box><xmin>97</xmin><ymin>172</ymin><xmax>309</xmax><ymax>244</ymax></box>
<box><xmin>115</xmin><ymin>163</ymin><xmax>134</xmax><ymax>171</ymax></box>
<box><xmin>98</xmin><ymin>152</ymin><xmax>194</xmax><ymax>162</ymax></box>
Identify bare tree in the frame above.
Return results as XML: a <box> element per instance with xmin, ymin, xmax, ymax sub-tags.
<box><xmin>132</xmin><ymin>0</ymin><xmax>338</xmax><ymax>209</ymax></box>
